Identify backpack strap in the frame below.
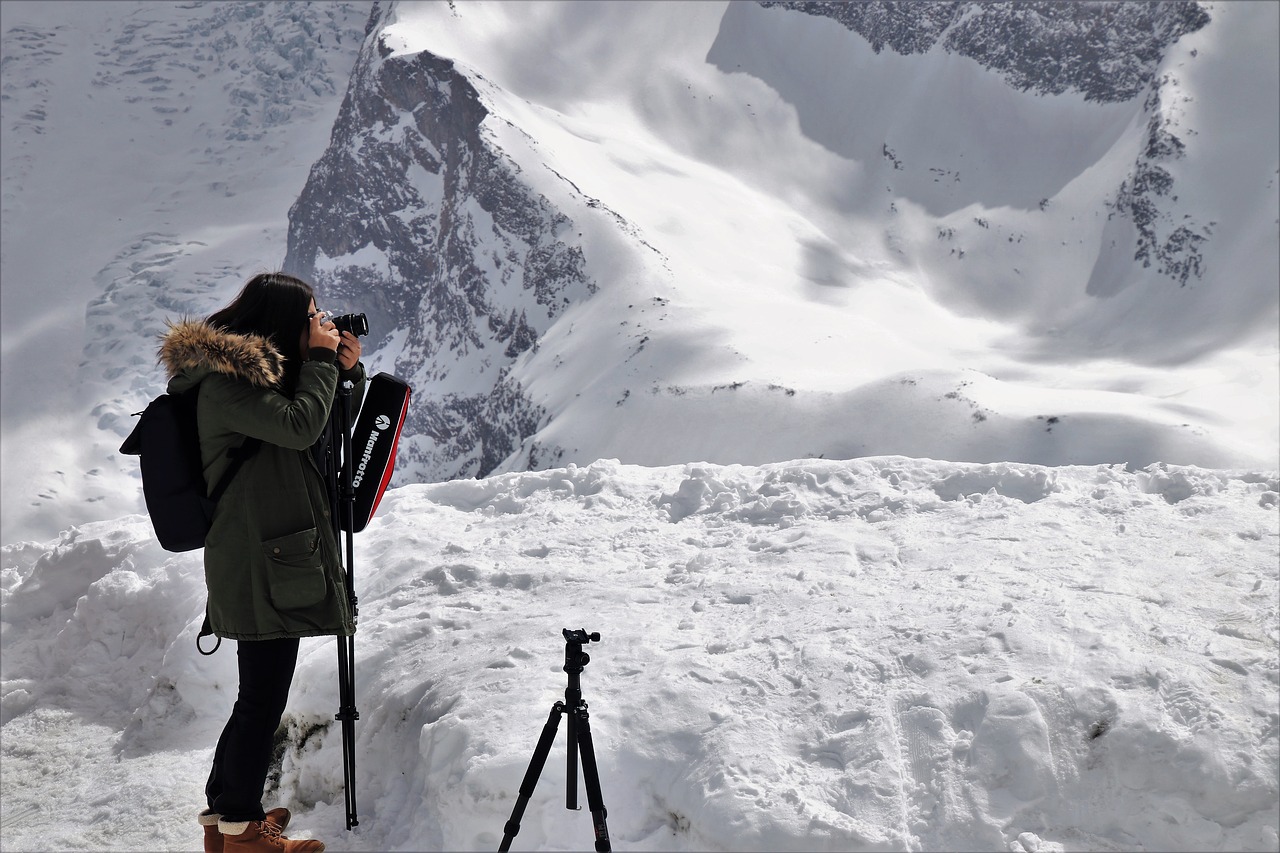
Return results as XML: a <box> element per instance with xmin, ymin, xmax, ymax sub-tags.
<box><xmin>208</xmin><ymin>437</ymin><xmax>262</xmax><ymax>502</ymax></box>
<box><xmin>180</xmin><ymin>382</ymin><xmax>260</xmax><ymax>503</ymax></box>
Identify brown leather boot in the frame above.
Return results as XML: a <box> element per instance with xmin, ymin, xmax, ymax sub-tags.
<box><xmin>218</xmin><ymin>816</ymin><xmax>324</xmax><ymax>853</ymax></box>
<box><xmin>199</xmin><ymin>809</ymin><xmax>293</xmax><ymax>853</ymax></box>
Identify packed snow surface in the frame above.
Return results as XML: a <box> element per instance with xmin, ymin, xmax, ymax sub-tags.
<box><xmin>3</xmin><ymin>457</ymin><xmax>1277</xmax><ymax>851</ymax></box>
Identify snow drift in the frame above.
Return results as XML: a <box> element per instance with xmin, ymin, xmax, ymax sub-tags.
<box><xmin>3</xmin><ymin>458</ymin><xmax>1278</xmax><ymax>850</ymax></box>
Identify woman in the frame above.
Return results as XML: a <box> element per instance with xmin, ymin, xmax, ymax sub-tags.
<box><xmin>159</xmin><ymin>272</ymin><xmax>365</xmax><ymax>853</ymax></box>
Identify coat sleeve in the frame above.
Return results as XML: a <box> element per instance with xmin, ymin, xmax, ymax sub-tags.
<box><xmin>203</xmin><ymin>353</ymin><xmax>340</xmax><ymax>451</ymax></box>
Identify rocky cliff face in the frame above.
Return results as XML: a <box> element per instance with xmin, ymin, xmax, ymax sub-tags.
<box><xmin>284</xmin><ymin>3</ymin><xmax>595</xmax><ymax>483</ymax></box>
<box><xmin>762</xmin><ymin>0</ymin><xmax>1214</xmax><ymax>290</ymax></box>
<box><xmin>1104</xmin><ymin>76</ymin><xmax>1207</xmax><ymax>289</ymax></box>
<box><xmin>761</xmin><ymin>1</ymin><xmax>1209</xmax><ymax>102</ymax></box>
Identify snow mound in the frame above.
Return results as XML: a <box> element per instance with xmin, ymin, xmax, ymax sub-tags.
<box><xmin>3</xmin><ymin>457</ymin><xmax>1277</xmax><ymax>851</ymax></box>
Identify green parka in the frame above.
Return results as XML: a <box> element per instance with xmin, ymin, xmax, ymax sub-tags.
<box><xmin>159</xmin><ymin>319</ymin><xmax>364</xmax><ymax>641</ymax></box>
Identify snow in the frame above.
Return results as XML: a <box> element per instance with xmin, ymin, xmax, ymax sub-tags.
<box><xmin>1</xmin><ymin>0</ymin><xmax>370</xmax><ymax>543</ymax></box>
<box><xmin>2</xmin><ymin>1</ymin><xmax>1278</xmax><ymax>851</ymax></box>
<box><xmin>2</xmin><ymin>458</ymin><xmax>1278</xmax><ymax>850</ymax></box>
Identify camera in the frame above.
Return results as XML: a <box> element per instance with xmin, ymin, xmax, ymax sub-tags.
<box><xmin>330</xmin><ymin>312</ymin><xmax>369</xmax><ymax>337</ymax></box>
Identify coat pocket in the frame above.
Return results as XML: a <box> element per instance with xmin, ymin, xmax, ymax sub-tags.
<box><xmin>261</xmin><ymin>527</ymin><xmax>327</xmax><ymax>609</ymax></box>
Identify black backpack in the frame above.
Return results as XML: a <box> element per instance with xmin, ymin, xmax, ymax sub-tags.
<box><xmin>119</xmin><ymin>387</ymin><xmax>260</xmax><ymax>552</ymax></box>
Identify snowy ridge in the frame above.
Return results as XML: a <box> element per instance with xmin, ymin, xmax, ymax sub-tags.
<box><xmin>2</xmin><ymin>457</ymin><xmax>1277</xmax><ymax>850</ymax></box>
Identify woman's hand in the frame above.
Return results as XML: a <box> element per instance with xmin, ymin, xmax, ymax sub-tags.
<box><xmin>308</xmin><ymin>312</ymin><xmax>340</xmax><ymax>352</ymax></box>
<box><xmin>337</xmin><ymin>331</ymin><xmax>362</xmax><ymax>371</ymax></box>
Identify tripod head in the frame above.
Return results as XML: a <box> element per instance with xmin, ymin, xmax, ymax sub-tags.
<box><xmin>562</xmin><ymin>628</ymin><xmax>600</xmax><ymax>674</ymax></box>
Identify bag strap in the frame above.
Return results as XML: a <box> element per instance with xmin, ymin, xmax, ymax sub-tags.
<box><xmin>208</xmin><ymin>437</ymin><xmax>262</xmax><ymax>502</ymax></box>
<box><xmin>186</xmin><ymin>382</ymin><xmax>261</xmax><ymax>502</ymax></box>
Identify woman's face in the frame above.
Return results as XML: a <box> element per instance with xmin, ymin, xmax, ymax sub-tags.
<box><xmin>300</xmin><ymin>298</ymin><xmax>318</xmax><ymax>357</ymax></box>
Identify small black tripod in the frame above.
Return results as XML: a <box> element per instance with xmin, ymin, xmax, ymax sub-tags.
<box><xmin>499</xmin><ymin>629</ymin><xmax>612</xmax><ymax>852</ymax></box>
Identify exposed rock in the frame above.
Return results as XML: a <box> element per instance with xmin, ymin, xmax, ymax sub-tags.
<box><xmin>759</xmin><ymin>1</ymin><xmax>1210</xmax><ymax>102</ymax></box>
<box><xmin>284</xmin><ymin>3</ymin><xmax>595</xmax><ymax>483</ymax></box>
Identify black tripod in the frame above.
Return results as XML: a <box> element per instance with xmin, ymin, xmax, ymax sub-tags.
<box><xmin>500</xmin><ymin>629</ymin><xmax>612</xmax><ymax>852</ymax></box>
<box><xmin>324</xmin><ymin>379</ymin><xmax>360</xmax><ymax>831</ymax></box>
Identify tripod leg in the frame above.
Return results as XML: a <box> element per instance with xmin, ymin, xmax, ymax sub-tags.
<box><xmin>336</xmin><ymin>635</ymin><xmax>360</xmax><ymax>829</ymax></box>
<box><xmin>500</xmin><ymin>702</ymin><xmax>565</xmax><ymax>852</ymax></box>
<box><xmin>573</xmin><ymin>704</ymin><xmax>611</xmax><ymax>853</ymax></box>
<box><xmin>566</xmin><ymin>702</ymin><xmax>579</xmax><ymax>812</ymax></box>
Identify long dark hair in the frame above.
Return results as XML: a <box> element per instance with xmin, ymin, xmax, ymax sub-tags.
<box><xmin>207</xmin><ymin>272</ymin><xmax>315</xmax><ymax>393</ymax></box>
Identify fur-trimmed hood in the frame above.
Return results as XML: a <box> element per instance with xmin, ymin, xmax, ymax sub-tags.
<box><xmin>159</xmin><ymin>319</ymin><xmax>285</xmax><ymax>391</ymax></box>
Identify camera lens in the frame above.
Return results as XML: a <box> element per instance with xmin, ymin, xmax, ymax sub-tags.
<box><xmin>331</xmin><ymin>313</ymin><xmax>369</xmax><ymax>337</ymax></box>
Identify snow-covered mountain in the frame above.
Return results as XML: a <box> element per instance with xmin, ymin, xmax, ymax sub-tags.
<box><xmin>2</xmin><ymin>1</ymin><xmax>1276</xmax><ymax>543</ymax></box>
<box><xmin>283</xmin><ymin>0</ymin><xmax>1278</xmax><ymax>490</ymax></box>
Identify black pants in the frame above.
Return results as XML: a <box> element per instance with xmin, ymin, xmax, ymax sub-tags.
<box><xmin>206</xmin><ymin>637</ymin><xmax>300</xmax><ymax>822</ymax></box>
